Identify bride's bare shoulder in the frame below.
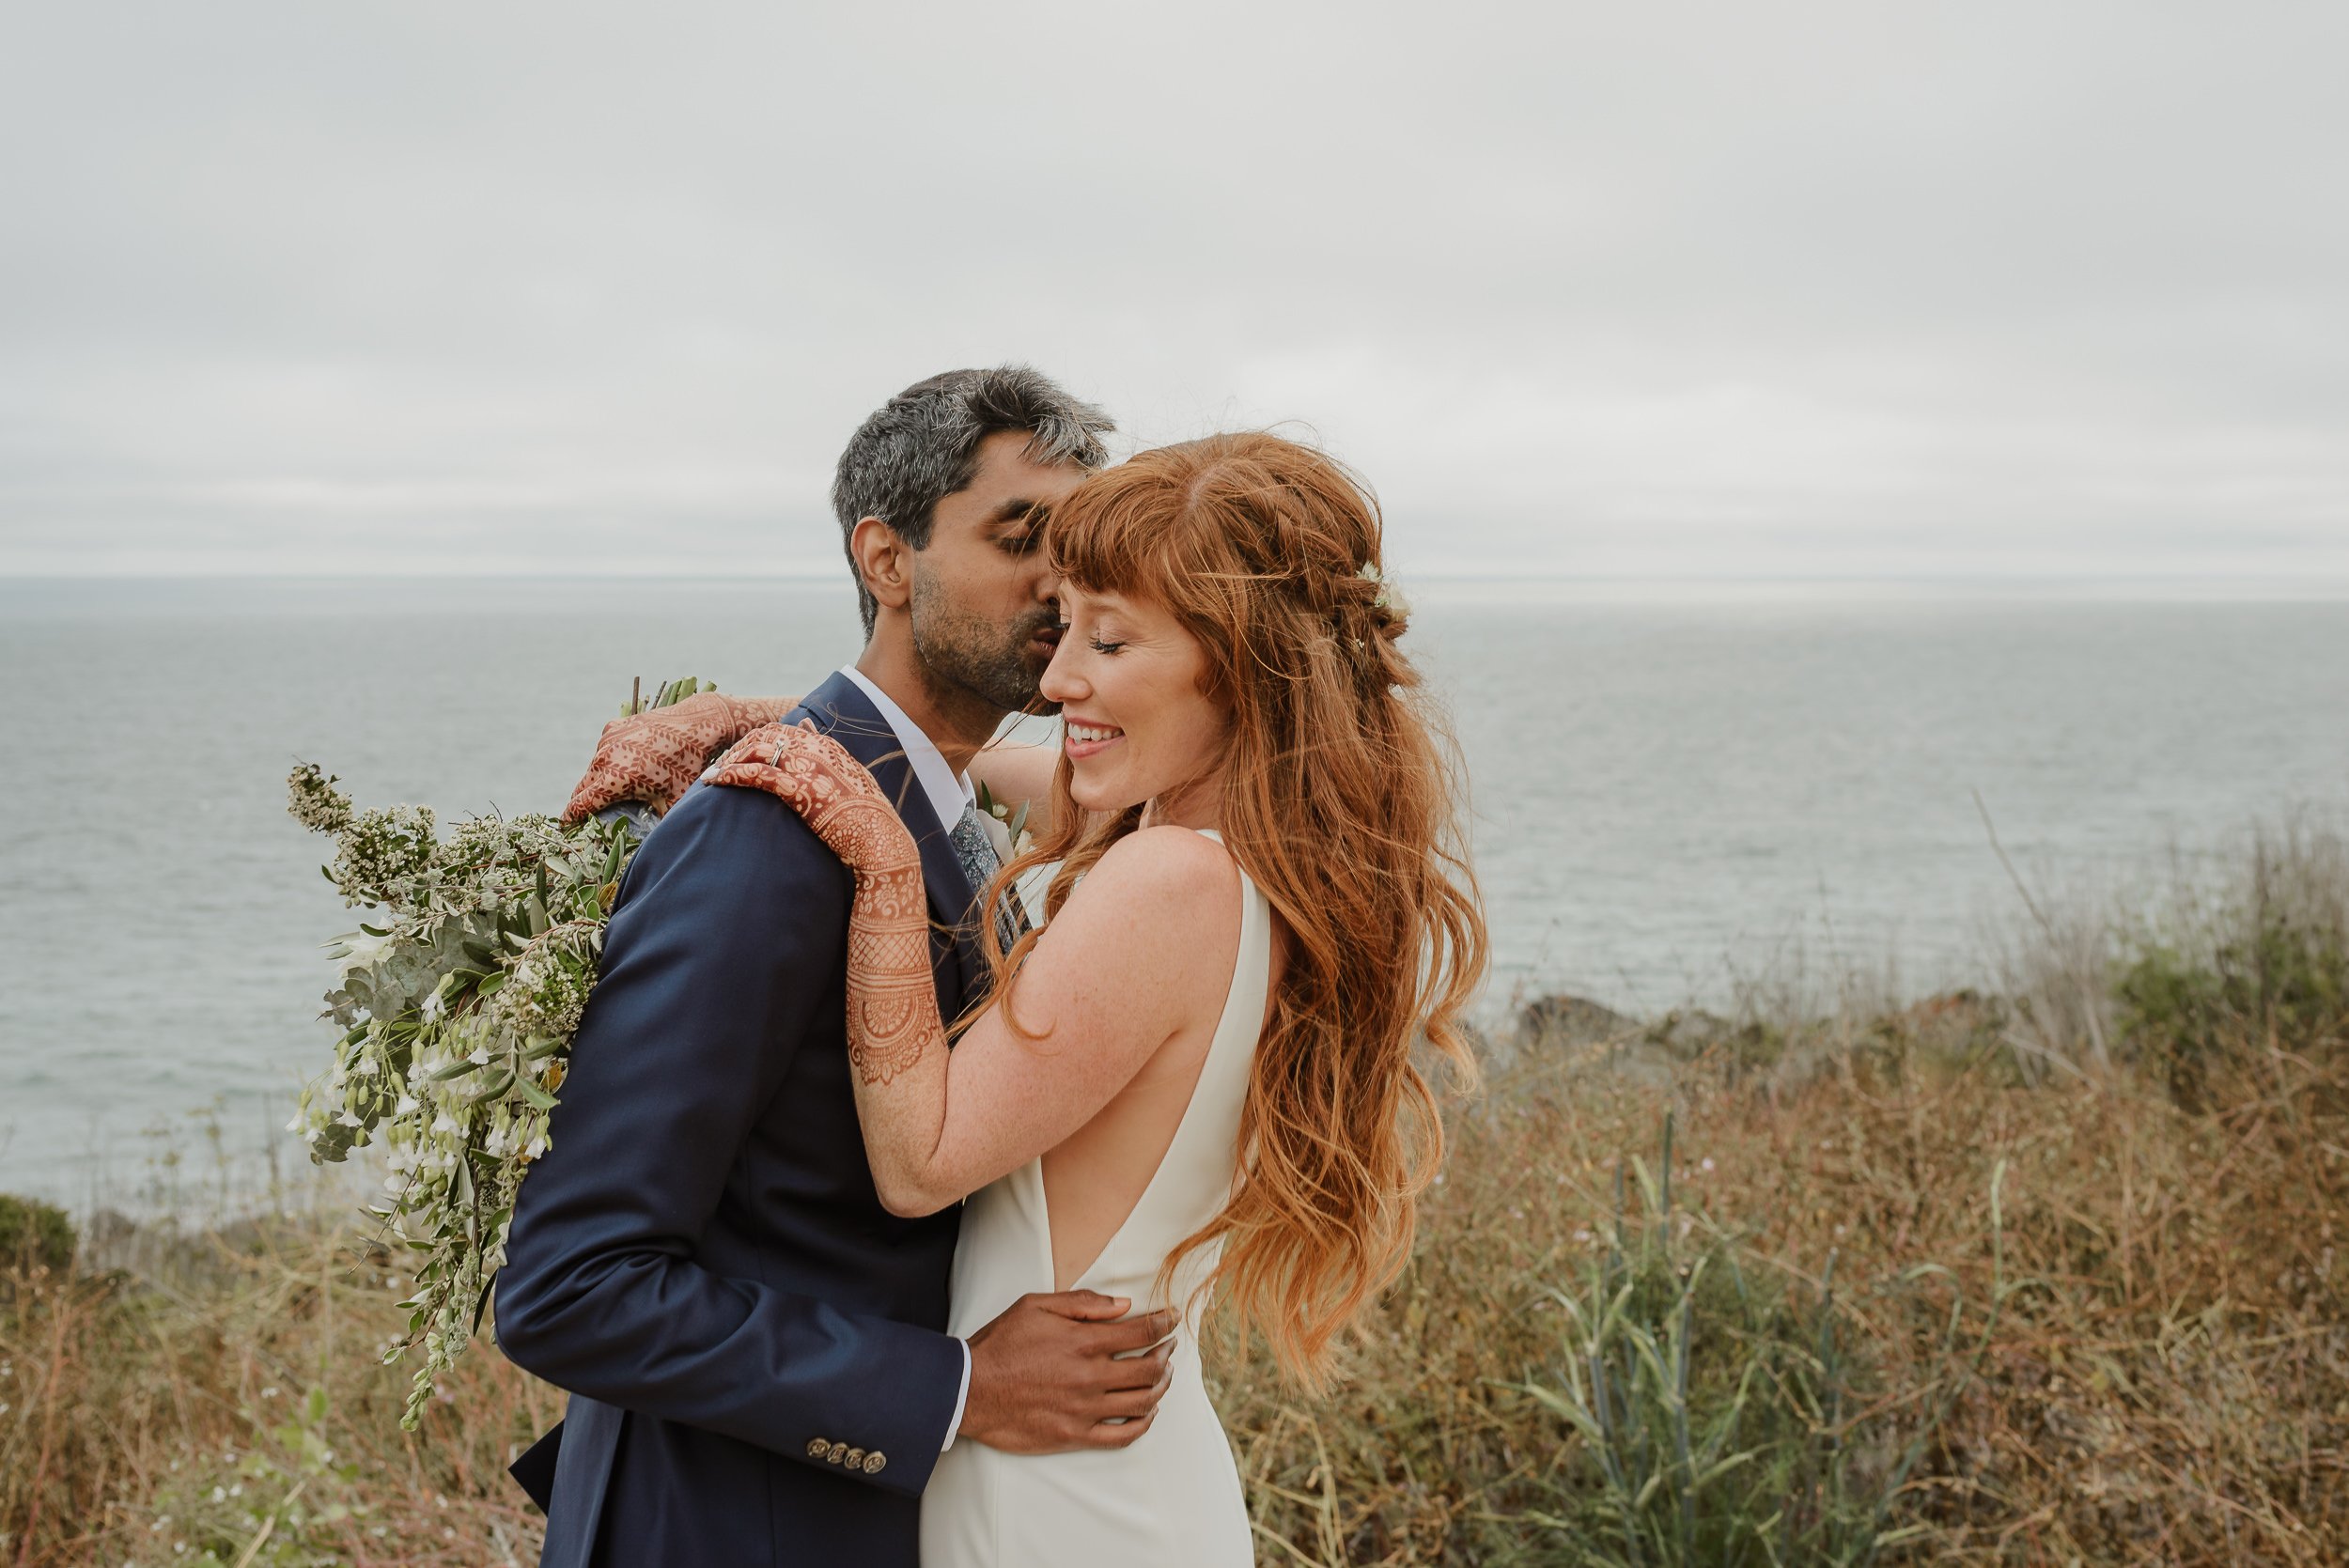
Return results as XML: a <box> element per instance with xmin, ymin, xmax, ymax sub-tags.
<box><xmin>1052</xmin><ymin>827</ymin><xmax>1242</xmax><ymax>944</ymax></box>
<box><xmin>1088</xmin><ymin>825</ymin><xmax>1239</xmax><ymax>894</ymax></box>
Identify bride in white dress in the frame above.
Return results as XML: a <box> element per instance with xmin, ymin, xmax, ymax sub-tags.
<box><xmin>726</xmin><ymin>432</ymin><xmax>1486</xmax><ymax>1566</ymax></box>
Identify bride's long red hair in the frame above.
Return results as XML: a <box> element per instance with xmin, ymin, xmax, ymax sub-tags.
<box><xmin>975</xmin><ymin>431</ymin><xmax>1487</xmax><ymax>1386</ymax></box>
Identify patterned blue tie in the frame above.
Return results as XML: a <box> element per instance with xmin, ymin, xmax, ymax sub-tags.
<box><xmin>950</xmin><ymin>804</ymin><xmax>1028</xmax><ymax>955</ymax></box>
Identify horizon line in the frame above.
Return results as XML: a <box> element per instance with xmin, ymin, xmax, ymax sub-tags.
<box><xmin>8</xmin><ymin>570</ymin><xmax>2349</xmax><ymax>608</ymax></box>
<box><xmin>6</xmin><ymin>568</ymin><xmax>2349</xmax><ymax>585</ymax></box>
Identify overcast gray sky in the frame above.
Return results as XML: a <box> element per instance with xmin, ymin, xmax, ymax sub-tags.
<box><xmin>3</xmin><ymin>2</ymin><xmax>2343</xmax><ymax>582</ymax></box>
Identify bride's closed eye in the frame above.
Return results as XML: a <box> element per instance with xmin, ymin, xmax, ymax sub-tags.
<box><xmin>1058</xmin><ymin>620</ymin><xmax>1128</xmax><ymax>656</ymax></box>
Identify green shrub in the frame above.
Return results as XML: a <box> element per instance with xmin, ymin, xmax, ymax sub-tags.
<box><xmin>2116</xmin><ymin>853</ymin><xmax>2349</xmax><ymax>1108</ymax></box>
<box><xmin>0</xmin><ymin>1192</ymin><xmax>74</xmax><ymax>1274</ymax></box>
<box><xmin>1517</xmin><ymin>1117</ymin><xmax>1986</xmax><ymax>1567</ymax></box>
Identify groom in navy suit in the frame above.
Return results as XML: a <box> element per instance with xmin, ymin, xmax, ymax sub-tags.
<box><xmin>496</xmin><ymin>368</ymin><xmax>1175</xmax><ymax>1568</ymax></box>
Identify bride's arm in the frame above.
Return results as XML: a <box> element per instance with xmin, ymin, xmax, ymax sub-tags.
<box><xmin>967</xmin><ymin>739</ymin><xmax>1061</xmax><ymax>837</ymax></box>
<box><xmin>708</xmin><ymin>721</ymin><xmax>1239</xmax><ymax>1217</ymax></box>
<box><xmin>848</xmin><ymin>827</ymin><xmax>1239</xmax><ymax>1217</ymax></box>
<box><xmin>568</xmin><ymin>691</ymin><xmax>1062</xmax><ymax>831</ymax></box>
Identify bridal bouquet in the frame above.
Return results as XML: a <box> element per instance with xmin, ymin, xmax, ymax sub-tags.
<box><xmin>285</xmin><ymin>678</ymin><xmax>716</xmax><ymax>1426</ymax></box>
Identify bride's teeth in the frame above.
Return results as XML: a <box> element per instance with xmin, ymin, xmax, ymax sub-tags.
<box><xmin>1068</xmin><ymin>723</ymin><xmax>1121</xmax><ymax>744</ymax></box>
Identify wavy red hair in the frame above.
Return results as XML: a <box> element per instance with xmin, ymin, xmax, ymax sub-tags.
<box><xmin>973</xmin><ymin>431</ymin><xmax>1487</xmax><ymax>1386</ymax></box>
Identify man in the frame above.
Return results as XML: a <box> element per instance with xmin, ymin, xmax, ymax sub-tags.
<box><xmin>495</xmin><ymin>367</ymin><xmax>1174</xmax><ymax>1568</ymax></box>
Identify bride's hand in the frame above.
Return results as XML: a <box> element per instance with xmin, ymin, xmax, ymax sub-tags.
<box><xmin>561</xmin><ymin>691</ymin><xmax>797</xmax><ymax>822</ymax></box>
<box><xmin>708</xmin><ymin>722</ymin><xmax>932</xmax><ymax>1087</ymax></box>
<box><xmin>706</xmin><ymin>722</ymin><xmax>920</xmax><ymax>877</ymax></box>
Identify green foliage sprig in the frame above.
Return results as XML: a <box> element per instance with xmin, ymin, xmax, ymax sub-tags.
<box><xmin>286</xmin><ymin>678</ymin><xmax>716</xmax><ymax>1427</ymax></box>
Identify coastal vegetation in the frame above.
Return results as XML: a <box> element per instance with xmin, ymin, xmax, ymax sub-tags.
<box><xmin>4</xmin><ymin>816</ymin><xmax>2342</xmax><ymax>1566</ymax></box>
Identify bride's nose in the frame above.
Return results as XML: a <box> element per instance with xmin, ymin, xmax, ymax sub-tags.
<box><xmin>1038</xmin><ymin>644</ymin><xmax>1085</xmax><ymax>706</ymax></box>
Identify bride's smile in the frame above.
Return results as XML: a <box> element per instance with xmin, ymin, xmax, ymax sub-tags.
<box><xmin>1040</xmin><ymin>583</ymin><xmax>1231</xmax><ymax>824</ymax></box>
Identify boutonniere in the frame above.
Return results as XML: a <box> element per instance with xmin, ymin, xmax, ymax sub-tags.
<box><xmin>974</xmin><ymin>782</ymin><xmax>1035</xmax><ymax>862</ymax></box>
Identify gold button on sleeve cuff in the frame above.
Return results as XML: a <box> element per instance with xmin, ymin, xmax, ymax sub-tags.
<box><xmin>825</xmin><ymin>1441</ymin><xmax>848</xmax><ymax>1465</ymax></box>
<box><xmin>805</xmin><ymin>1437</ymin><xmax>830</xmax><ymax>1460</ymax></box>
<box><xmin>843</xmin><ymin>1448</ymin><xmax>865</xmax><ymax>1468</ymax></box>
<box><xmin>863</xmin><ymin>1451</ymin><xmax>887</xmax><ymax>1475</ymax></box>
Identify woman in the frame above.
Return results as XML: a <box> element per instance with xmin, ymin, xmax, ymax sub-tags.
<box><xmin>612</xmin><ymin>433</ymin><xmax>1484</xmax><ymax>1564</ymax></box>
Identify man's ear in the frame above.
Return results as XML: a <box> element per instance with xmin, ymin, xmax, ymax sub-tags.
<box><xmin>849</xmin><ymin>516</ymin><xmax>914</xmax><ymax>614</ymax></box>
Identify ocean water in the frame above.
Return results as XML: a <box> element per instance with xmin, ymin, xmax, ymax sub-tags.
<box><xmin>2</xmin><ymin>577</ymin><xmax>2345</xmax><ymax>1204</ymax></box>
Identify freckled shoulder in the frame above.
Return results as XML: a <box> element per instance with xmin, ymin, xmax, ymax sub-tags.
<box><xmin>1079</xmin><ymin>825</ymin><xmax>1244</xmax><ymax>919</ymax></box>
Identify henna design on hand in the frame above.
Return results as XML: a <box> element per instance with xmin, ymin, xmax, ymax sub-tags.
<box><xmin>705</xmin><ymin>723</ymin><xmax>939</xmax><ymax>1087</ymax></box>
<box><xmin>561</xmin><ymin>692</ymin><xmax>796</xmax><ymax>823</ymax></box>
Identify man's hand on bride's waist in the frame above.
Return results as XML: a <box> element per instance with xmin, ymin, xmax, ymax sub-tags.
<box><xmin>958</xmin><ymin>1293</ymin><xmax>1179</xmax><ymax>1454</ymax></box>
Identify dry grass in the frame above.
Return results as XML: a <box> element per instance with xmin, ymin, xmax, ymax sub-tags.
<box><xmin>1</xmin><ymin>1212</ymin><xmax>557</xmax><ymax>1567</ymax></box>
<box><xmin>6</xmin><ymin>822</ymin><xmax>2345</xmax><ymax>1566</ymax></box>
<box><xmin>1214</xmin><ymin>1024</ymin><xmax>2346</xmax><ymax>1564</ymax></box>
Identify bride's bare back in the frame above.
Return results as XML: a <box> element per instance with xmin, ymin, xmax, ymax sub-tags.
<box><xmin>1037</xmin><ymin>852</ymin><xmax>1285</xmax><ymax>1290</ymax></box>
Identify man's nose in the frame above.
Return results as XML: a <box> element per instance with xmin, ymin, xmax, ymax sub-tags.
<box><xmin>1030</xmin><ymin>561</ymin><xmax>1063</xmax><ymax>603</ymax></box>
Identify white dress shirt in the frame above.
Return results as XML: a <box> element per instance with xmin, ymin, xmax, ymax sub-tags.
<box><xmin>838</xmin><ymin>665</ymin><xmax>978</xmax><ymax>837</ymax></box>
<box><xmin>834</xmin><ymin>666</ymin><xmax>977</xmax><ymax>1451</ymax></box>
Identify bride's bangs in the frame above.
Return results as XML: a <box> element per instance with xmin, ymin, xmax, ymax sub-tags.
<box><xmin>1043</xmin><ymin>466</ymin><xmax>1176</xmax><ymax>604</ymax></box>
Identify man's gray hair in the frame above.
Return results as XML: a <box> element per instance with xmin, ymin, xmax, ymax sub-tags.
<box><xmin>832</xmin><ymin>365</ymin><xmax>1115</xmax><ymax>635</ymax></box>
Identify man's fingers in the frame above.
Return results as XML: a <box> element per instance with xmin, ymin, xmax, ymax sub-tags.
<box><xmin>1099</xmin><ymin>1340</ymin><xmax>1175</xmax><ymax>1392</ymax></box>
<box><xmin>1092</xmin><ymin>1382</ymin><xmax>1169</xmax><ymax>1422</ymax></box>
<box><xmin>1087</xmin><ymin>1308</ymin><xmax>1178</xmax><ymax>1355</ymax></box>
<box><xmin>1031</xmin><ymin>1290</ymin><xmax>1132</xmax><ymax>1323</ymax></box>
<box><xmin>1084</xmin><ymin>1407</ymin><xmax>1159</xmax><ymax>1450</ymax></box>
<box><xmin>1096</xmin><ymin>1355</ymin><xmax>1175</xmax><ymax>1417</ymax></box>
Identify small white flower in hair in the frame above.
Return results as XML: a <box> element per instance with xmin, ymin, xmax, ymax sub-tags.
<box><xmin>1358</xmin><ymin>561</ymin><xmax>1410</xmax><ymax>623</ymax></box>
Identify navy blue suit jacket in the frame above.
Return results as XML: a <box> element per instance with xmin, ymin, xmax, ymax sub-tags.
<box><xmin>496</xmin><ymin>672</ymin><xmax>991</xmax><ymax>1568</ymax></box>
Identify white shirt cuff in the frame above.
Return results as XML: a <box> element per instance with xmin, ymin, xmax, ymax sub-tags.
<box><xmin>942</xmin><ymin>1336</ymin><xmax>972</xmax><ymax>1451</ymax></box>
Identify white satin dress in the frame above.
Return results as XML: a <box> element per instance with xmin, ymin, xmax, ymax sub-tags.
<box><xmin>921</xmin><ymin>831</ymin><xmax>1267</xmax><ymax>1567</ymax></box>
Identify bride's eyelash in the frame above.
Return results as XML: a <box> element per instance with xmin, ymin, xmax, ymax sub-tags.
<box><xmin>1088</xmin><ymin>635</ymin><xmax>1126</xmax><ymax>655</ymax></box>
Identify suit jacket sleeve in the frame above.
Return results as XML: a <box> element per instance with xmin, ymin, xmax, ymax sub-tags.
<box><xmin>492</xmin><ymin>782</ymin><xmax>965</xmax><ymax>1498</ymax></box>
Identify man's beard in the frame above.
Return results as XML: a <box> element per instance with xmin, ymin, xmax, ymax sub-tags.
<box><xmin>909</xmin><ymin>572</ymin><xmax>1061</xmax><ymax>717</ymax></box>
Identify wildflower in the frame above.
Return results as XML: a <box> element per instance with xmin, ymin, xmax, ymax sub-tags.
<box><xmin>287</xmin><ymin>763</ymin><xmax>353</xmax><ymax>834</ymax></box>
<box><xmin>328</xmin><ymin>927</ymin><xmax>396</xmax><ymax>980</ymax></box>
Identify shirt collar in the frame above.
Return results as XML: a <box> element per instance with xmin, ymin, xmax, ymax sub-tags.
<box><xmin>836</xmin><ymin>665</ymin><xmax>976</xmax><ymax>831</ymax></box>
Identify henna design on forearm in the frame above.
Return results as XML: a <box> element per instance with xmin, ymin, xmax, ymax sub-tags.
<box><xmin>704</xmin><ymin>724</ymin><xmax>946</xmax><ymax>1089</ymax></box>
